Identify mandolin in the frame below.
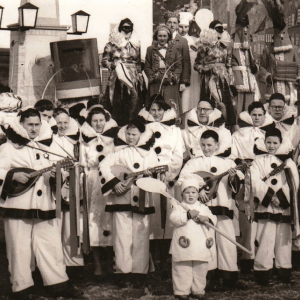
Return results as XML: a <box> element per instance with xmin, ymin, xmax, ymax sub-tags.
<box><xmin>4</xmin><ymin>158</ymin><xmax>74</xmax><ymax>197</ymax></box>
<box><xmin>195</xmin><ymin>161</ymin><xmax>251</xmax><ymax>200</ymax></box>
<box><xmin>110</xmin><ymin>164</ymin><xmax>168</xmax><ymax>195</ymax></box>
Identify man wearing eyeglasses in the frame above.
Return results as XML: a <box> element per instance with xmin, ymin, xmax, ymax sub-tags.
<box><xmin>181</xmin><ymin>99</ymin><xmax>232</xmax><ymax>159</ymax></box>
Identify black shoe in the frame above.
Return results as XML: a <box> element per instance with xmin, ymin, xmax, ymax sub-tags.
<box><xmin>12</xmin><ymin>288</ymin><xmax>36</xmax><ymax>300</ymax></box>
<box><xmin>49</xmin><ymin>284</ymin><xmax>84</xmax><ymax>298</ymax></box>
<box><xmin>174</xmin><ymin>295</ymin><xmax>189</xmax><ymax>300</ymax></box>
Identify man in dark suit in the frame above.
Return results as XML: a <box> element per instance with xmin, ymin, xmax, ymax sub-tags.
<box><xmin>165</xmin><ymin>12</ymin><xmax>191</xmax><ymax>112</ymax></box>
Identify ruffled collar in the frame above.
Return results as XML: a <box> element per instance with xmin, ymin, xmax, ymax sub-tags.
<box><xmin>114</xmin><ymin>126</ymin><xmax>155</xmax><ymax>156</ymax></box>
<box><xmin>81</xmin><ymin>118</ymin><xmax>118</xmax><ymax>144</ymax></box>
<box><xmin>4</xmin><ymin>116</ymin><xmax>53</xmax><ymax>147</ymax></box>
<box><xmin>238</xmin><ymin>111</ymin><xmax>275</xmax><ymax>132</ymax></box>
<box><xmin>186</xmin><ymin>108</ymin><xmax>225</xmax><ymax>128</ymax></box>
<box><xmin>138</xmin><ymin>107</ymin><xmax>177</xmax><ymax>126</ymax></box>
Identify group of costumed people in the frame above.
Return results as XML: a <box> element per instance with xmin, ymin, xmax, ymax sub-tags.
<box><xmin>1</xmin><ymin>0</ymin><xmax>300</xmax><ymax>300</ymax></box>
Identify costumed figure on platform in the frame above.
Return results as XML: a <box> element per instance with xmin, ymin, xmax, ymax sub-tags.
<box><xmin>232</xmin><ymin>0</ymin><xmax>260</xmax><ymax>118</ymax></box>
<box><xmin>138</xmin><ymin>94</ymin><xmax>183</xmax><ymax>276</ymax></box>
<box><xmin>0</xmin><ymin>108</ymin><xmax>83</xmax><ymax>299</ymax></box>
<box><xmin>179</xmin><ymin>130</ymin><xmax>244</xmax><ymax>289</ymax></box>
<box><xmin>164</xmin><ymin>11</ymin><xmax>191</xmax><ymax>114</ymax></box>
<box><xmin>49</xmin><ymin>108</ymin><xmax>84</xmax><ymax>268</ymax></box>
<box><xmin>144</xmin><ymin>25</ymin><xmax>182</xmax><ymax>113</ymax></box>
<box><xmin>194</xmin><ymin>20</ymin><xmax>236</xmax><ymax>127</ymax></box>
<box><xmin>99</xmin><ymin>117</ymin><xmax>159</xmax><ymax>286</ymax></box>
<box><xmin>179</xmin><ymin>12</ymin><xmax>201</xmax><ymax>113</ymax></box>
<box><xmin>249</xmin><ymin>128</ymin><xmax>300</xmax><ymax>285</ymax></box>
<box><xmin>80</xmin><ymin>103</ymin><xmax>119</xmax><ymax>277</ymax></box>
<box><xmin>259</xmin><ymin>0</ymin><xmax>300</xmax><ymax>106</ymax></box>
<box><xmin>101</xmin><ymin>18</ymin><xmax>143</xmax><ymax>126</ymax></box>
<box><xmin>182</xmin><ymin>99</ymin><xmax>232</xmax><ymax>160</ymax></box>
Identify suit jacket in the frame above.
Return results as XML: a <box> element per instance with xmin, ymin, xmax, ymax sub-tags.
<box><xmin>174</xmin><ymin>33</ymin><xmax>191</xmax><ymax>86</ymax></box>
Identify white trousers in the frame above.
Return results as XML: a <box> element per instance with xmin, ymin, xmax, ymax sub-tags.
<box><xmin>215</xmin><ymin>216</ymin><xmax>238</xmax><ymax>272</ymax></box>
<box><xmin>172</xmin><ymin>260</ymin><xmax>208</xmax><ymax>296</ymax></box>
<box><xmin>240</xmin><ymin>212</ymin><xmax>257</xmax><ymax>260</ymax></box>
<box><xmin>4</xmin><ymin>218</ymin><xmax>69</xmax><ymax>292</ymax></box>
<box><xmin>113</xmin><ymin>211</ymin><xmax>150</xmax><ymax>274</ymax></box>
<box><xmin>57</xmin><ymin>211</ymin><xmax>84</xmax><ymax>267</ymax></box>
<box><xmin>254</xmin><ymin>220</ymin><xmax>292</xmax><ymax>271</ymax></box>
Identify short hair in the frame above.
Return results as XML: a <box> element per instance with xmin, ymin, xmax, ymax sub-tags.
<box><xmin>265</xmin><ymin>128</ymin><xmax>282</xmax><ymax>143</ymax></box>
<box><xmin>126</xmin><ymin>115</ymin><xmax>145</xmax><ymax>133</ymax></box>
<box><xmin>53</xmin><ymin>107</ymin><xmax>69</xmax><ymax>118</ymax></box>
<box><xmin>200</xmin><ymin>129</ymin><xmax>219</xmax><ymax>142</ymax></box>
<box><xmin>198</xmin><ymin>99</ymin><xmax>216</xmax><ymax>109</ymax></box>
<box><xmin>269</xmin><ymin>93</ymin><xmax>285</xmax><ymax>105</ymax></box>
<box><xmin>19</xmin><ymin>108</ymin><xmax>41</xmax><ymax>123</ymax></box>
<box><xmin>34</xmin><ymin>99</ymin><xmax>54</xmax><ymax>112</ymax></box>
<box><xmin>146</xmin><ymin>94</ymin><xmax>171</xmax><ymax>111</ymax></box>
<box><xmin>153</xmin><ymin>25</ymin><xmax>172</xmax><ymax>42</ymax></box>
<box><xmin>86</xmin><ymin>107</ymin><xmax>110</xmax><ymax>125</ymax></box>
<box><xmin>248</xmin><ymin>101</ymin><xmax>266</xmax><ymax>114</ymax></box>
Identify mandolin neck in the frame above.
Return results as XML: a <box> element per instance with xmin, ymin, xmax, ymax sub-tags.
<box><xmin>126</xmin><ymin>166</ymin><xmax>165</xmax><ymax>179</ymax></box>
<box><xmin>29</xmin><ymin>165</ymin><xmax>54</xmax><ymax>178</ymax></box>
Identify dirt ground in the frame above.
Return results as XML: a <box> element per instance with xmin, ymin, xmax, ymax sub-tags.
<box><xmin>1</xmin><ymin>241</ymin><xmax>300</xmax><ymax>300</ymax></box>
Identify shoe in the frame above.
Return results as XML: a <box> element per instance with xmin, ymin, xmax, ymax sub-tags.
<box><xmin>49</xmin><ymin>284</ymin><xmax>84</xmax><ymax>298</ymax></box>
<box><xmin>12</xmin><ymin>288</ymin><xmax>36</xmax><ymax>300</ymax></box>
<box><xmin>174</xmin><ymin>295</ymin><xmax>189</xmax><ymax>300</ymax></box>
<box><xmin>192</xmin><ymin>294</ymin><xmax>206</xmax><ymax>300</ymax></box>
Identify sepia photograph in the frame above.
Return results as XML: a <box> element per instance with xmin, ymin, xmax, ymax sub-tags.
<box><xmin>0</xmin><ymin>0</ymin><xmax>300</xmax><ymax>299</ymax></box>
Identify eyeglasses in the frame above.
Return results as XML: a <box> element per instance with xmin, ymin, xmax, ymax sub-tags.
<box><xmin>270</xmin><ymin>106</ymin><xmax>284</xmax><ymax>111</ymax></box>
<box><xmin>197</xmin><ymin>107</ymin><xmax>213</xmax><ymax>113</ymax></box>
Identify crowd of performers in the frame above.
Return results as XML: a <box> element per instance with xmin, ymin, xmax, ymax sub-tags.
<box><xmin>1</xmin><ymin>0</ymin><xmax>300</xmax><ymax>299</ymax></box>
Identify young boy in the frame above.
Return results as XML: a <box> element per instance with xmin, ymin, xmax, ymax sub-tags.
<box><xmin>179</xmin><ymin>129</ymin><xmax>242</xmax><ymax>288</ymax></box>
<box><xmin>250</xmin><ymin>128</ymin><xmax>299</xmax><ymax>285</ymax></box>
<box><xmin>34</xmin><ymin>99</ymin><xmax>55</xmax><ymax>124</ymax></box>
<box><xmin>170</xmin><ymin>176</ymin><xmax>217</xmax><ymax>300</ymax></box>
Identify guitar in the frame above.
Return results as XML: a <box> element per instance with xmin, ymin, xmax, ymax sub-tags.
<box><xmin>4</xmin><ymin>158</ymin><xmax>74</xmax><ymax>197</ymax></box>
<box><xmin>110</xmin><ymin>164</ymin><xmax>168</xmax><ymax>195</ymax></box>
<box><xmin>195</xmin><ymin>161</ymin><xmax>251</xmax><ymax>200</ymax></box>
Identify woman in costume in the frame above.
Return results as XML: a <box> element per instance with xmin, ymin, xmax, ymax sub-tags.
<box><xmin>194</xmin><ymin>20</ymin><xmax>236</xmax><ymax>127</ymax></box>
<box><xmin>80</xmin><ymin>104</ymin><xmax>119</xmax><ymax>276</ymax></box>
<box><xmin>138</xmin><ymin>94</ymin><xmax>183</xmax><ymax>275</ymax></box>
<box><xmin>144</xmin><ymin>25</ymin><xmax>182</xmax><ymax>114</ymax></box>
<box><xmin>101</xmin><ymin>18</ymin><xmax>143</xmax><ymax>126</ymax></box>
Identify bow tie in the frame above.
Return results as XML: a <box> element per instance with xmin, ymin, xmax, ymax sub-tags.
<box><xmin>253</xmin><ymin>145</ymin><xmax>293</xmax><ymax>162</ymax></box>
<box><xmin>277</xmin><ymin>116</ymin><xmax>295</xmax><ymax>126</ymax></box>
<box><xmin>238</xmin><ymin>119</ymin><xmax>276</xmax><ymax>132</ymax></box>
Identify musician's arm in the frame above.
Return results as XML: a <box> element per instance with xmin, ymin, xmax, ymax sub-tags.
<box><xmin>0</xmin><ymin>143</ymin><xmax>13</xmax><ymax>200</ymax></box>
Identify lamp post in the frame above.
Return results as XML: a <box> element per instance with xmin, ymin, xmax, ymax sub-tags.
<box><xmin>68</xmin><ymin>10</ymin><xmax>90</xmax><ymax>35</ymax></box>
<box><xmin>0</xmin><ymin>3</ymin><xmax>39</xmax><ymax>31</ymax></box>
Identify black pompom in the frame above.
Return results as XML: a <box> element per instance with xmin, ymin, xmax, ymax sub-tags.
<box><xmin>96</xmin><ymin>145</ymin><xmax>104</xmax><ymax>152</ymax></box>
<box><xmin>103</xmin><ymin>230</ymin><xmax>110</xmax><ymax>236</ymax></box>
<box><xmin>155</xmin><ymin>147</ymin><xmax>161</xmax><ymax>154</ymax></box>
<box><xmin>98</xmin><ymin>155</ymin><xmax>105</xmax><ymax>162</ymax></box>
<box><xmin>101</xmin><ymin>178</ymin><xmax>106</xmax><ymax>184</ymax></box>
<box><xmin>133</xmin><ymin>163</ymin><xmax>140</xmax><ymax>169</ymax></box>
<box><xmin>155</xmin><ymin>131</ymin><xmax>161</xmax><ymax>138</ymax></box>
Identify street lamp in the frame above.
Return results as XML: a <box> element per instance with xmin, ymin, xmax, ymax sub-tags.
<box><xmin>68</xmin><ymin>10</ymin><xmax>90</xmax><ymax>35</ymax></box>
<box><xmin>0</xmin><ymin>3</ymin><xmax>39</xmax><ymax>31</ymax></box>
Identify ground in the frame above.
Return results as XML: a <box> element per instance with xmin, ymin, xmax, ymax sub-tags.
<box><xmin>1</xmin><ymin>242</ymin><xmax>300</xmax><ymax>300</ymax></box>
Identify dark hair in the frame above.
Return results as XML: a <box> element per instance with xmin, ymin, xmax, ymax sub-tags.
<box><xmin>248</xmin><ymin>102</ymin><xmax>266</xmax><ymax>114</ymax></box>
<box><xmin>265</xmin><ymin>128</ymin><xmax>282</xmax><ymax>143</ymax></box>
<box><xmin>118</xmin><ymin>18</ymin><xmax>133</xmax><ymax>32</ymax></box>
<box><xmin>153</xmin><ymin>25</ymin><xmax>172</xmax><ymax>42</ymax></box>
<box><xmin>53</xmin><ymin>107</ymin><xmax>69</xmax><ymax>118</ymax></box>
<box><xmin>87</xmin><ymin>98</ymin><xmax>102</xmax><ymax>110</ymax></box>
<box><xmin>34</xmin><ymin>99</ymin><xmax>54</xmax><ymax>112</ymax></box>
<box><xmin>198</xmin><ymin>99</ymin><xmax>216</xmax><ymax>109</ymax></box>
<box><xmin>127</xmin><ymin>115</ymin><xmax>145</xmax><ymax>133</ymax></box>
<box><xmin>19</xmin><ymin>108</ymin><xmax>41</xmax><ymax>123</ymax></box>
<box><xmin>269</xmin><ymin>93</ymin><xmax>285</xmax><ymax>105</ymax></box>
<box><xmin>209</xmin><ymin>20</ymin><xmax>222</xmax><ymax>29</ymax></box>
<box><xmin>69</xmin><ymin>103</ymin><xmax>85</xmax><ymax>118</ymax></box>
<box><xmin>200</xmin><ymin>129</ymin><xmax>219</xmax><ymax>142</ymax></box>
<box><xmin>87</xmin><ymin>107</ymin><xmax>110</xmax><ymax>125</ymax></box>
<box><xmin>146</xmin><ymin>94</ymin><xmax>171</xmax><ymax>111</ymax></box>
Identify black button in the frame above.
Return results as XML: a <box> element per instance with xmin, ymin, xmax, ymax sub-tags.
<box><xmin>0</xmin><ymin>179</ymin><xmax>3</xmax><ymax>186</ymax></box>
<box><xmin>37</xmin><ymin>190</ymin><xmax>42</xmax><ymax>196</ymax></box>
<box><xmin>36</xmin><ymin>153</ymin><xmax>40</xmax><ymax>160</ymax></box>
<box><xmin>133</xmin><ymin>196</ymin><xmax>138</xmax><ymax>202</ymax></box>
<box><xmin>169</xmin><ymin>181</ymin><xmax>174</xmax><ymax>187</ymax></box>
<box><xmin>211</xmin><ymin>167</ymin><xmax>217</xmax><ymax>173</ymax></box>
<box><xmin>98</xmin><ymin>155</ymin><xmax>105</xmax><ymax>162</ymax></box>
<box><xmin>271</xmin><ymin>163</ymin><xmax>277</xmax><ymax>169</ymax></box>
<box><xmin>254</xmin><ymin>240</ymin><xmax>259</xmax><ymax>247</ymax></box>
<box><xmin>155</xmin><ymin>131</ymin><xmax>161</xmax><ymax>138</ymax></box>
<box><xmin>103</xmin><ymin>230</ymin><xmax>110</xmax><ymax>236</ymax></box>
<box><xmin>96</xmin><ymin>145</ymin><xmax>103</xmax><ymax>152</ymax></box>
<box><xmin>101</xmin><ymin>178</ymin><xmax>106</xmax><ymax>184</ymax></box>
<box><xmin>155</xmin><ymin>147</ymin><xmax>161</xmax><ymax>154</ymax></box>
<box><xmin>271</xmin><ymin>179</ymin><xmax>277</xmax><ymax>185</ymax></box>
<box><xmin>133</xmin><ymin>163</ymin><xmax>140</xmax><ymax>169</ymax></box>
<box><xmin>99</xmin><ymin>171</ymin><xmax>102</xmax><ymax>177</ymax></box>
